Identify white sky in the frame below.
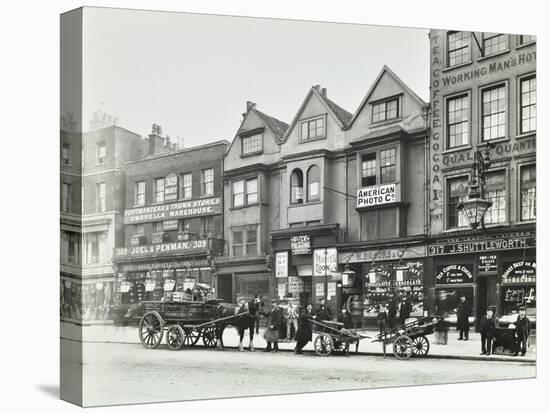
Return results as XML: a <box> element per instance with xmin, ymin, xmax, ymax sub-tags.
<box><xmin>81</xmin><ymin>7</ymin><xmax>429</xmax><ymax>146</ymax></box>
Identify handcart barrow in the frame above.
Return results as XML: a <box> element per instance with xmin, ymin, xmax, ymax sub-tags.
<box><xmin>372</xmin><ymin>316</ymin><xmax>441</xmax><ymax>360</ymax></box>
<box><xmin>311</xmin><ymin>319</ymin><xmax>371</xmax><ymax>357</ymax></box>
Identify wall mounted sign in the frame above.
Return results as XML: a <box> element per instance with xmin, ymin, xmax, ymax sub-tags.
<box><xmin>478</xmin><ymin>254</ymin><xmax>498</xmax><ymax>272</ymax></box>
<box><xmin>339</xmin><ymin>246</ymin><xmax>426</xmax><ymax>263</ymax></box>
<box><xmin>124</xmin><ymin>197</ymin><xmax>222</xmax><ymax>224</ymax></box>
<box><xmin>275</xmin><ymin>251</ymin><xmax>288</xmax><ymax>278</ymax></box>
<box><xmin>356</xmin><ymin>183</ymin><xmax>396</xmax><ymax>208</ymax></box>
<box><xmin>163</xmin><ymin>219</ymin><xmax>179</xmax><ymax>231</ymax></box>
<box><xmin>287</xmin><ymin>276</ymin><xmax>305</xmax><ymax>293</ymax></box>
<box><xmin>164</xmin><ymin>173</ymin><xmax>178</xmax><ymax>202</ymax></box>
<box><xmin>315</xmin><ymin>283</ymin><xmax>325</xmax><ymax>297</ymax></box>
<box><xmin>114</xmin><ymin>239</ymin><xmax>208</xmax><ymax>258</ymax></box>
<box><xmin>313</xmin><ymin>248</ymin><xmax>337</xmax><ymax>276</ymax></box>
<box><xmin>277</xmin><ymin>283</ymin><xmax>287</xmax><ymax>299</ymax></box>
<box><xmin>502</xmin><ymin>261</ymin><xmax>536</xmax><ymax>283</ymax></box>
<box><xmin>290</xmin><ymin>235</ymin><xmax>311</xmax><ymax>255</ymax></box>
<box><xmin>428</xmin><ymin>232</ymin><xmax>535</xmax><ymax>255</ymax></box>
<box><xmin>435</xmin><ymin>264</ymin><xmax>474</xmax><ymax>285</ymax></box>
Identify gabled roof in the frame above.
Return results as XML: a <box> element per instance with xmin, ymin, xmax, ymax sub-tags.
<box><xmin>349</xmin><ymin>65</ymin><xmax>427</xmax><ymax>127</ymax></box>
<box><xmin>281</xmin><ymin>86</ymin><xmax>352</xmax><ymax>143</ymax></box>
<box><xmin>254</xmin><ymin>109</ymin><xmax>289</xmax><ymax>143</ymax></box>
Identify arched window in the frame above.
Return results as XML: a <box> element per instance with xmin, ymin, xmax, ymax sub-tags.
<box><xmin>290</xmin><ymin>169</ymin><xmax>304</xmax><ymax>204</ymax></box>
<box><xmin>307</xmin><ymin>165</ymin><xmax>321</xmax><ymax>202</ymax></box>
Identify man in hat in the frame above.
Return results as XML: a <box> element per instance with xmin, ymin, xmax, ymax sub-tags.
<box><xmin>315</xmin><ymin>298</ymin><xmax>333</xmax><ymax>321</ymax></box>
<box><xmin>263</xmin><ymin>299</ymin><xmax>282</xmax><ymax>352</ymax></box>
<box><xmin>513</xmin><ymin>306</ymin><xmax>530</xmax><ymax>356</ymax></box>
<box><xmin>479</xmin><ymin>306</ymin><xmax>497</xmax><ymax>355</ymax></box>
<box><xmin>456</xmin><ymin>294</ymin><xmax>472</xmax><ymax>341</ymax></box>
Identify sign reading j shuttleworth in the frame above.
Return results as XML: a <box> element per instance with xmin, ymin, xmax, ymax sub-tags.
<box><xmin>356</xmin><ymin>184</ymin><xmax>396</xmax><ymax>208</ymax></box>
<box><xmin>124</xmin><ymin>197</ymin><xmax>222</xmax><ymax>224</ymax></box>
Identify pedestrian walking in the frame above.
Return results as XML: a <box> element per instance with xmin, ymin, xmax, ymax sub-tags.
<box><xmin>513</xmin><ymin>306</ymin><xmax>530</xmax><ymax>356</ymax></box>
<box><xmin>388</xmin><ymin>294</ymin><xmax>398</xmax><ymax>329</ymax></box>
<box><xmin>479</xmin><ymin>306</ymin><xmax>496</xmax><ymax>355</ymax></box>
<box><xmin>295</xmin><ymin>303</ymin><xmax>315</xmax><ymax>354</ymax></box>
<box><xmin>456</xmin><ymin>295</ymin><xmax>472</xmax><ymax>341</ymax></box>
<box><xmin>377</xmin><ymin>303</ymin><xmax>388</xmax><ymax>336</ymax></box>
<box><xmin>315</xmin><ymin>298</ymin><xmax>333</xmax><ymax>321</ymax></box>
<box><xmin>399</xmin><ymin>293</ymin><xmax>412</xmax><ymax>326</ymax></box>
<box><xmin>284</xmin><ymin>301</ymin><xmax>299</xmax><ymax>341</ymax></box>
<box><xmin>263</xmin><ymin>299</ymin><xmax>282</xmax><ymax>352</ymax></box>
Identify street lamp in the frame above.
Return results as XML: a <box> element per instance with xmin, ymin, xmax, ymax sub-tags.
<box><xmin>342</xmin><ymin>263</ymin><xmax>356</xmax><ymax>288</ymax></box>
<box><xmin>457</xmin><ymin>145</ymin><xmax>493</xmax><ymax>229</ymax></box>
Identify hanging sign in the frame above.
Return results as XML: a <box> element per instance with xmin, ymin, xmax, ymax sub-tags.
<box><xmin>290</xmin><ymin>235</ymin><xmax>311</xmax><ymax>255</ymax></box>
<box><xmin>275</xmin><ymin>251</ymin><xmax>288</xmax><ymax>278</ymax></box>
<box><xmin>436</xmin><ymin>264</ymin><xmax>474</xmax><ymax>285</ymax></box>
<box><xmin>313</xmin><ymin>248</ymin><xmax>337</xmax><ymax>276</ymax></box>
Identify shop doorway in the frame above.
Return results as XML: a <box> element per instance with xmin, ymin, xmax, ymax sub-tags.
<box><xmin>217</xmin><ymin>274</ymin><xmax>233</xmax><ymax>303</ymax></box>
<box><xmin>476</xmin><ymin>276</ymin><xmax>497</xmax><ymax>328</ymax></box>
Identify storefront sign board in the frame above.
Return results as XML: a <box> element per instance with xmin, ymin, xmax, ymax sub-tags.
<box><xmin>163</xmin><ymin>219</ymin><xmax>179</xmax><ymax>231</ymax></box>
<box><xmin>124</xmin><ymin>197</ymin><xmax>222</xmax><ymax>224</ymax></box>
<box><xmin>436</xmin><ymin>264</ymin><xmax>474</xmax><ymax>285</ymax></box>
<box><xmin>313</xmin><ymin>248</ymin><xmax>337</xmax><ymax>276</ymax></box>
<box><xmin>287</xmin><ymin>276</ymin><xmax>304</xmax><ymax>293</ymax></box>
<box><xmin>429</xmin><ymin>233</ymin><xmax>535</xmax><ymax>256</ymax></box>
<box><xmin>290</xmin><ymin>235</ymin><xmax>311</xmax><ymax>255</ymax></box>
<box><xmin>114</xmin><ymin>239</ymin><xmax>208</xmax><ymax>258</ymax></box>
<box><xmin>478</xmin><ymin>254</ymin><xmax>498</xmax><ymax>272</ymax></box>
<box><xmin>275</xmin><ymin>251</ymin><xmax>288</xmax><ymax>278</ymax></box>
<box><xmin>339</xmin><ymin>245</ymin><xmax>425</xmax><ymax>263</ymax></box>
<box><xmin>356</xmin><ymin>184</ymin><xmax>396</xmax><ymax>208</ymax></box>
<box><xmin>502</xmin><ymin>261</ymin><xmax>536</xmax><ymax>282</ymax></box>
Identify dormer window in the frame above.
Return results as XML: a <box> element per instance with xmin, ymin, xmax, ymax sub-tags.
<box><xmin>300</xmin><ymin>116</ymin><xmax>325</xmax><ymax>141</ymax></box>
<box><xmin>371</xmin><ymin>98</ymin><xmax>399</xmax><ymax>123</ymax></box>
<box><xmin>242</xmin><ymin>134</ymin><xmax>263</xmax><ymax>155</ymax></box>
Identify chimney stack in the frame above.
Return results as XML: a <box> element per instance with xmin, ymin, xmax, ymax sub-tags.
<box><xmin>246</xmin><ymin>101</ymin><xmax>256</xmax><ymax>111</ymax></box>
<box><xmin>313</xmin><ymin>85</ymin><xmax>321</xmax><ymax>92</ymax></box>
<box><xmin>321</xmin><ymin>87</ymin><xmax>327</xmax><ymax>97</ymax></box>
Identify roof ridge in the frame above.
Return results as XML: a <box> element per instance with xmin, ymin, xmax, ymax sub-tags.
<box><xmin>319</xmin><ymin>93</ymin><xmax>353</xmax><ymax>126</ymax></box>
<box><xmin>254</xmin><ymin>108</ymin><xmax>289</xmax><ymax>142</ymax></box>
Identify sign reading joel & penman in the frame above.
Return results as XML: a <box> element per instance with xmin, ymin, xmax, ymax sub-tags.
<box><xmin>114</xmin><ymin>239</ymin><xmax>208</xmax><ymax>258</ymax></box>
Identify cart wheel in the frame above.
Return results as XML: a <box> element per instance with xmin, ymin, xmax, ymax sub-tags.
<box><xmin>333</xmin><ymin>340</ymin><xmax>348</xmax><ymax>354</ymax></box>
<box><xmin>393</xmin><ymin>334</ymin><xmax>413</xmax><ymax>360</ymax></box>
<box><xmin>412</xmin><ymin>335</ymin><xmax>430</xmax><ymax>357</ymax></box>
<box><xmin>138</xmin><ymin>311</ymin><xmax>164</xmax><ymax>349</ymax></box>
<box><xmin>166</xmin><ymin>325</ymin><xmax>185</xmax><ymax>351</ymax></box>
<box><xmin>201</xmin><ymin>327</ymin><xmax>217</xmax><ymax>348</ymax></box>
<box><xmin>182</xmin><ymin>327</ymin><xmax>200</xmax><ymax>346</ymax></box>
<box><xmin>314</xmin><ymin>334</ymin><xmax>334</xmax><ymax>357</ymax></box>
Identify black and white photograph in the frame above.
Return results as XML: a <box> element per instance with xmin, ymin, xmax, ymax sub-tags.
<box><xmin>3</xmin><ymin>1</ymin><xmax>546</xmax><ymax>412</ymax></box>
<box><xmin>58</xmin><ymin>5</ymin><xmax>539</xmax><ymax>407</ymax></box>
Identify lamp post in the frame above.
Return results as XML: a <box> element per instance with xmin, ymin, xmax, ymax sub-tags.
<box><xmin>457</xmin><ymin>145</ymin><xmax>493</xmax><ymax>229</ymax></box>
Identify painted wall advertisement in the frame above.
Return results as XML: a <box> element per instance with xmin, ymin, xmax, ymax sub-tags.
<box><xmin>356</xmin><ymin>184</ymin><xmax>396</xmax><ymax>208</ymax></box>
<box><xmin>124</xmin><ymin>197</ymin><xmax>222</xmax><ymax>224</ymax></box>
<box><xmin>275</xmin><ymin>251</ymin><xmax>288</xmax><ymax>278</ymax></box>
<box><xmin>164</xmin><ymin>173</ymin><xmax>178</xmax><ymax>202</ymax></box>
<box><xmin>313</xmin><ymin>248</ymin><xmax>337</xmax><ymax>276</ymax></box>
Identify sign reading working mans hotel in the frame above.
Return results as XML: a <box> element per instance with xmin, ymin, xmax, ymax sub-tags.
<box><xmin>124</xmin><ymin>197</ymin><xmax>222</xmax><ymax>224</ymax></box>
<box><xmin>356</xmin><ymin>184</ymin><xmax>396</xmax><ymax>208</ymax></box>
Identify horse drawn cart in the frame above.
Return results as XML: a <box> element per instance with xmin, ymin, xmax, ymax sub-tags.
<box><xmin>372</xmin><ymin>316</ymin><xmax>440</xmax><ymax>359</ymax></box>
<box><xmin>311</xmin><ymin>319</ymin><xmax>370</xmax><ymax>357</ymax></box>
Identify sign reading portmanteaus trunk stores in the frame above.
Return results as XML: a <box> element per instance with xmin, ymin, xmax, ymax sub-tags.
<box><xmin>124</xmin><ymin>197</ymin><xmax>222</xmax><ymax>224</ymax></box>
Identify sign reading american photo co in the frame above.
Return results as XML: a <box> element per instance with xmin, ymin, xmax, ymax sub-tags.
<box><xmin>356</xmin><ymin>184</ymin><xmax>396</xmax><ymax>208</ymax></box>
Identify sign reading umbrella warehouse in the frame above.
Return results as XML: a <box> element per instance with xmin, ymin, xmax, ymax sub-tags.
<box><xmin>123</xmin><ymin>197</ymin><xmax>222</xmax><ymax>225</ymax></box>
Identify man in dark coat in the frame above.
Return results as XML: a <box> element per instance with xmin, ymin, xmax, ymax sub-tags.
<box><xmin>337</xmin><ymin>306</ymin><xmax>353</xmax><ymax>330</ymax></box>
<box><xmin>399</xmin><ymin>293</ymin><xmax>413</xmax><ymax>326</ymax></box>
<box><xmin>263</xmin><ymin>299</ymin><xmax>283</xmax><ymax>352</ymax></box>
<box><xmin>456</xmin><ymin>295</ymin><xmax>472</xmax><ymax>340</ymax></box>
<box><xmin>513</xmin><ymin>306</ymin><xmax>530</xmax><ymax>356</ymax></box>
<box><xmin>315</xmin><ymin>298</ymin><xmax>333</xmax><ymax>321</ymax></box>
<box><xmin>479</xmin><ymin>307</ymin><xmax>497</xmax><ymax>355</ymax></box>
<box><xmin>295</xmin><ymin>304</ymin><xmax>315</xmax><ymax>354</ymax></box>
<box><xmin>388</xmin><ymin>295</ymin><xmax>398</xmax><ymax>329</ymax></box>
<box><xmin>254</xmin><ymin>294</ymin><xmax>264</xmax><ymax>334</ymax></box>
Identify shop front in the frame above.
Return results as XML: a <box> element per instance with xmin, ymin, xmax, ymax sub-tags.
<box><xmin>272</xmin><ymin>225</ymin><xmax>341</xmax><ymax>315</ymax></box>
<box><xmin>213</xmin><ymin>256</ymin><xmax>271</xmax><ymax>304</ymax></box>
<box><xmin>428</xmin><ymin>229</ymin><xmax>536</xmax><ymax>328</ymax></box>
<box><xmin>337</xmin><ymin>243</ymin><xmax>427</xmax><ymax>328</ymax></box>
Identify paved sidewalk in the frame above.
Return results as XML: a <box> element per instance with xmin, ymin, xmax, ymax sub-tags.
<box><xmin>62</xmin><ymin>322</ymin><xmax>536</xmax><ymax>363</ymax></box>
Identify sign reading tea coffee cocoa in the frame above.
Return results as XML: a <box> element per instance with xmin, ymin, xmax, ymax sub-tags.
<box><xmin>436</xmin><ymin>264</ymin><xmax>474</xmax><ymax>285</ymax></box>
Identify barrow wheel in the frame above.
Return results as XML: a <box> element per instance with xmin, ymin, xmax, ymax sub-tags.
<box><xmin>333</xmin><ymin>340</ymin><xmax>349</xmax><ymax>355</ymax></box>
<box><xmin>166</xmin><ymin>325</ymin><xmax>185</xmax><ymax>351</ymax></box>
<box><xmin>393</xmin><ymin>334</ymin><xmax>413</xmax><ymax>360</ymax></box>
<box><xmin>182</xmin><ymin>327</ymin><xmax>200</xmax><ymax>346</ymax></box>
<box><xmin>314</xmin><ymin>333</ymin><xmax>334</xmax><ymax>357</ymax></box>
<box><xmin>202</xmin><ymin>327</ymin><xmax>217</xmax><ymax>348</ymax></box>
<box><xmin>412</xmin><ymin>335</ymin><xmax>430</xmax><ymax>357</ymax></box>
<box><xmin>138</xmin><ymin>311</ymin><xmax>164</xmax><ymax>349</ymax></box>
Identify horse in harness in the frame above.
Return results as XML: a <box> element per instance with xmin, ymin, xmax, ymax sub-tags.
<box><xmin>214</xmin><ymin>299</ymin><xmax>260</xmax><ymax>351</ymax></box>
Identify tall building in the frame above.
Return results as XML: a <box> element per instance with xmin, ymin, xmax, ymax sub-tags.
<box><xmin>112</xmin><ymin>130</ymin><xmax>228</xmax><ymax>311</ymax></box>
<box><xmin>214</xmin><ymin>102</ymin><xmax>288</xmax><ymax>303</ymax></box>
<box><xmin>428</xmin><ymin>30</ymin><xmax>536</xmax><ymax>323</ymax></box>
